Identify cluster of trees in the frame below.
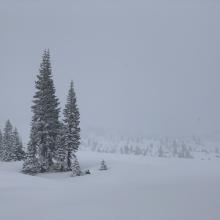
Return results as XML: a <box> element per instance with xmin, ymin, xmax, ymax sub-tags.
<box><xmin>0</xmin><ymin>120</ymin><xmax>25</xmax><ymax>161</ymax></box>
<box><xmin>84</xmin><ymin>138</ymin><xmax>193</xmax><ymax>158</ymax></box>
<box><xmin>119</xmin><ymin>143</ymin><xmax>193</xmax><ymax>158</ymax></box>
<box><xmin>23</xmin><ymin>50</ymin><xmax>81</xmax><ymax>175</ymax></box>
<box><xmin>120</xmin><ymin>145</ymin><xmax>145</xmax><ymax>155</ymax></box>
<box><xmin>173</xmin><ymin>143</ymin><xmax>193</xmax><ymax>159</ymax></box>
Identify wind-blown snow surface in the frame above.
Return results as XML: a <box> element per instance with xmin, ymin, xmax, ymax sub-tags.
<box><xmin>0</xmin><ymin>152</ymin><xmax>220</xmax><ymax>220</ymax></box>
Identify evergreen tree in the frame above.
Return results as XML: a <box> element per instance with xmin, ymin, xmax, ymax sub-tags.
<box><xmin>2</xmin><ymin>120</ymin><xmax>15</xmax><ymax>161</ymax></box>
<box><xmin>134</xmin><ymin>146</ymin><xmax>142</xmax><ymax>155</ymax></box>
<box><xmin>29</xmin><ymin>50</ymin><xmax>60</xmax><ymax>172</ymax></box>
<box><xmin>0</xmin><ymin>129</ymin><xmax>3</xmax><ymax>160</ymax></box>
<box><xmin>178</xmin><ymin>143</ymin><xmax>192</xmax><ymax>158</ymax></box>
<box><xmin>18</xmin><ymin>140</ymin><xmax>25</xmax><ymax>160</ymax></box>
<box><xmin>71</xmin><ymin>155</ymin><xmax>81</xmax><ymax>177</ymax></box>
<box><xmin>22</xmin><ymin>128</ymin><xmax>40</xmax><ymax>174</ymax></box>
<box><xmin>12</xmin><ymin>128</ymin><xmax>25</xmax><ymax>161</ymax></box>
<box><xmin>63</xmin><ymin>81</ymin><xmax>80</xmax><ymax>170</ymax></box>
<box><xmin>172</xmin><ymin>140</ymin><xmax>178</xmax><ymax>157</ymax></box>
<box><xmin>22</xmin><ymin>50</ymin><xmax>82</xmax><ymax>175</ymax></box>
<box><xmin>99</xmin><ymin>160</ymin><xmax>108</xmax><ymax>171</ymax></box>
<box><xmin>158</xmin><ymin>146</ymin><xmax>164</xmax><ymax>157</ymax></box>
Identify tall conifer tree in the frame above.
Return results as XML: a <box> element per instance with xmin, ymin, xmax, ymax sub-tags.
<box><xmin>63</xmin><ymin>81</ymin><xmax>80</xmax><ymax>170</ymax></box>
<box><xmin>23</xmin><ymin>50</ymin><xmax>60</xmax><ymax>172</ymax></box>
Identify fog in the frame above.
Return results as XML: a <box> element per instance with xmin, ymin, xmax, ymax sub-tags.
<box><xmin>0</xmin><ymin>0</ymin><xmax>219</xmax><ymax>142</ymax></box>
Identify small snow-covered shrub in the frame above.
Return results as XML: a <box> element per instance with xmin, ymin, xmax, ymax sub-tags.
<box><xmin>99</xmin><ymin>160</ymin><xmax>108</xmax><ymax>171</ymax></box>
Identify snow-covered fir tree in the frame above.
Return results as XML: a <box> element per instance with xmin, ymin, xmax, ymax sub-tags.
<box><xmin>2</xmin><ymin>120</ymin><xmax>16</xmax><ymax>161</ymax></box>
<box><xmin>99</xmin><ymin>160</ymin><xmax>108</xmax><ymax>171</ymax></box>
<box><xmin>12</xmin><ymin>128</ymin><xmax>25</xmax><ymax>161</ymax></box>
<box><xmin>24</xmin><ymin>50</ymin><xmax>60</xmax><ymax>172</ymax></box>
<box><xmin>23</xmin><ymin>50</ymin><xmax>83</xmax><ymax>175</ymax></box>
<box><xmin>63</xmin><ymin>81</ymin><xmax>80</xmax><ymax>170</ymax></box>
<box><xmin>158</xmin><ymin>146</ymin><xmax>164</xmax><ymax>157</ymax></box>
<box><xmin>134</xmin><ymin>146</ymin><xmax>142</xmax><ymax>155</ymax></box>
<box><xmin>178</xmin><ymin>143</ymin><xmax>192</xmax><ymax>159</ymax></box>
<box><xmin>0</xmin><ymin>121</ymin><xmax>24</xmax><ymax>162</ymax></box>
<box><xmin>172</xmin><ymin>140</ymin><xmax>178</xmax><ymax>157</ymax></box>
<box><xmin>0</xmin><ymin>129</ymin><xmax>3</xmax><ymax>160</ymax></box>
<box><xmin>71</xmin><ymin>155</ymin><xmax>81</xmax><ymax>177</ymax></box>
<box><xmin>22</xmin><ymin>128</ymin><xmax>40</xmax><ymax>174</ymax></box>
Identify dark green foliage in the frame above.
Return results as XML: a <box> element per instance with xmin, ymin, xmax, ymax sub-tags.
<box><xmin>63</xmin><ymin>81</ymin><xmax>81</xmax><ymax>170</ymax></box>
<box><xmin>12</xmin><ymin>128</ymin><xmax>25</xmax><ymax>161</ymax></box>
<box><xmin>23</xmin><ymin>50</ymin><xmax>81</xmax><ymax>175</ymax></box>
<box><xmin>54</xmin><ymin>123</ymin><xmax>67</xmax><ymax>171</ymax></box>
<box><xmin>0</xmin><ymin>120</ymin><xmax>24</xmax><ymax>162</ymax></box>
<box><xmin>23</xmin><ymin>50</ymin><xmax>60</xmax><ymax>173</ymax></box>
<box><xmin>22</xmin><ymin>131</ymin><xmax>40</xmax><ymax>174</ymax></box>
<box><xmin>2</xmin><ymin>120</ymin><xmax>16</xmax><ymax>161</ymax></box>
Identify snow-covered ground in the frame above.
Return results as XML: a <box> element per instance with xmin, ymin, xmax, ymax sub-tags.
<box><xmin>0</xmin><ymin>151</ymin><xmax>220</xmax><ymax>220</ymax></box>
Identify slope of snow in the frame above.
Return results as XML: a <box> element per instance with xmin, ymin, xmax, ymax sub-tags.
<box><xmin>0</xmin><ymin>152</ymin><xmax>220</xmax><ymax>220</ymax></box>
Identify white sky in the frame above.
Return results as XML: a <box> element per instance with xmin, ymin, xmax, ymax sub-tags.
<box><xmin>0</xmin><ymin>0</ymin><xmax>219</xmax><ymax>141</ymax></box>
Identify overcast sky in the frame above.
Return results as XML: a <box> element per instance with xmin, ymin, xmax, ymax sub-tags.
<box><xmin>0</xmin><ymin>0</ymin><xmax>219</xmax><ymax>141</ymax></box>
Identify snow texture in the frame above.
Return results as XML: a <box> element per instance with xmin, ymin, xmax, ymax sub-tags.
<box><xmin>0</xmin><ymin>151</ymin><xmax>220</xmax><ymax>220</ymax></box>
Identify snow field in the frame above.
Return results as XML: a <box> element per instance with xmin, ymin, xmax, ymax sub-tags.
<box><xmin>0</xmin><ymin>151</ymin><xmax>220</xmax><ymax>220</ymax></box>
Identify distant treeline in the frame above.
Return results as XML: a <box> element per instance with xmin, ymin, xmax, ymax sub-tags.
<box><xmin>0</xmin><ymin>120</ymin><xmax>25</xmax><ymax>161</ymax></box>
